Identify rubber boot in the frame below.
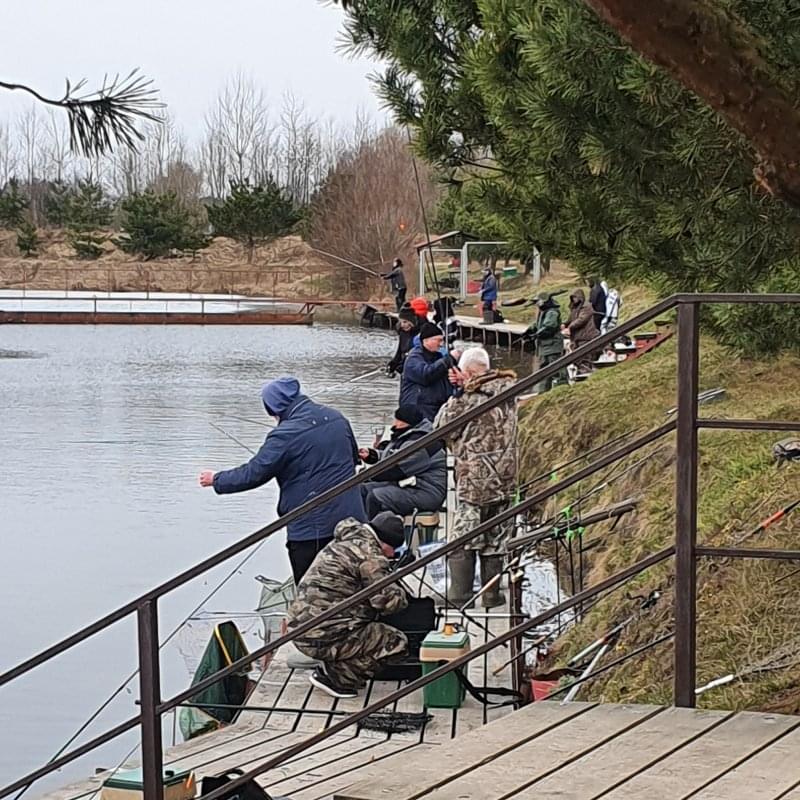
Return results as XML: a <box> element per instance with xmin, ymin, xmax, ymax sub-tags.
<box><xmin>480</xmin><ymin>555</ymin><xmax>506</xmax><ymax>609</ymax></box>
<box><xmin>481</xmin><ymin>307</ymin><xmax>494</xmax><ymax>325</ymax></box>
<box><xmin>448</xmin><ymin>549</ymin><xmax>476</xmax><ymax>608</ymax></box>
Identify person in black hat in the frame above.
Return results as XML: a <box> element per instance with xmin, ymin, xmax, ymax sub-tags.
<box><xmin>358</xmin><ymin>404</ymin><xmax>447</xmax><ymax>518</ymax></box>
<box><xmin>287</xmin><ymin>513</ymin><xmax>409</xmax><ymax>698</ymax></box>
<box><xmin>386</xmin><ymin>304</ymin><xmax>419</xmax><ymax>376</ymax></box>
<box><xmin>382</xmin><ymin>257</ymin><xmax>407</xmax><ymax>310</ymax></box>
<box><xmin>399</xmin><ymin>321</ymin><xmax>462</xmax><ymax>421</ymax></box>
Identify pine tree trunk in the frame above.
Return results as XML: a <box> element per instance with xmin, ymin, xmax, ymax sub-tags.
<box><xmin>582</xmin><ymin>0</ymin><xmax>800</xmax><ymax>208</ymax></box>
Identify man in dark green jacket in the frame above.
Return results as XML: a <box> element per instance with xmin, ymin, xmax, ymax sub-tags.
<box><xmin>525</xmin><ymin>292</ymin><xmax>567</xmax><ymax>393</ymax></box>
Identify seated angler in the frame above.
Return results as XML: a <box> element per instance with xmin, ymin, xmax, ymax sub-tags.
<box><xmin>287</xmin><ymin>513</ymin><xmax>409</xmax><ymax>699</ymax></box>
<box><xmin>358</xmin><ymin>405</ymin><xmax>447</xmax><ymax>519</ymax></box>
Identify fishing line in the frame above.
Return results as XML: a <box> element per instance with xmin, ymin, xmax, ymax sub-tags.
<box><xmin>208</xmin><ymin>421</ymin><xmax>258</xmax><ymax>456</ymax></box>
<box><xmin>16</xmin><ymin>427</ymin><xmax>281</xmax><ymax>800</ymax></box>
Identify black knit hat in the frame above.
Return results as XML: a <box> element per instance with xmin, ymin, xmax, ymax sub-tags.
<box><xmin>398</xmin><ymin>306</ymin><xmax>417</xmax><ymax>324</ymax></box>
<box><xmin>394</xmin><ymin>405</ymin><xmax>423</xmax><ymax>427</ymax></box>
<box><xmin>419</xmin><ymin>321</ymin><xmax>443</xmax><ymax>341</ymax></box>
<box><xmin>370</xmin><ymin>512</ymin><xmax>406</xmax><ymax>549</ymax></box>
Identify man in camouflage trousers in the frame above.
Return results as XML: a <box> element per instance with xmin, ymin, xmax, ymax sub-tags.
<box><xmin>434</xmin><ymin>348</ymin><xmax>518</xmax><ymax>608</ymax></box>
<box><xmin>287</xmin><ymin>513</ymin><xmax>408</xmax><ymax>698</ymax></box>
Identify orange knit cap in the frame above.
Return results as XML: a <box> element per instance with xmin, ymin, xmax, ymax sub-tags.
<box><xmin>410</xmin><ymin>297</ymin><xmax>429</xmax><ymax>317</ymax></box>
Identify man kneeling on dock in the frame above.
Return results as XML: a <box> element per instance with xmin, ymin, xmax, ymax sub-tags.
<box><xmin>287</xmin><ymin>513</ymin><xmax>409</xmax><ymax>699</ymax></box>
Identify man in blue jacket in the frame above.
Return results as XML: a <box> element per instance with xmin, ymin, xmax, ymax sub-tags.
<box><xmin>199</xmin><ymin>376</ymin><xmax>366</xmax><ymax>583</ymax></box>
<box><xmin>480</xmin><ymin>266</ymin><xmax>498</xmax><ymax>325</ymax></box>
<box><xmin>399</xmin><ymin>321</ymin><xmax>461</xmax><ymax>421</ymax></box>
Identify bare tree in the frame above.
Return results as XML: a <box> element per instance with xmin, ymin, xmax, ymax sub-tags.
<box><xmin>206</xmin><ymin>73</ymin><xmax>269</xmax><ymax>186</ymax></box>
<box><xmin>42</xmin><ymin>111</ymin><xmax>72</xmax><ymax>183</ymax></box>
<box><xmin>0</xmin><ymin>121</ymin><xmax>19</xmax><ymax>186</ymax></box>
<box><xmin>308</xmin><ymin>127</ymin><xmax>439</xmax><ymax>294</ymax></box>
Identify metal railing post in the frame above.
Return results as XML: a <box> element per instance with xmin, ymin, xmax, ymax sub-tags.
<box><xmin>674</xmin><ymin>300</ymin><xmax>700</xmax><ymax>707</ymax></box>
<box><xmin>137</xmin><ymin>600</ymin><xmax>163</xmax><ymax>800</ymax></box>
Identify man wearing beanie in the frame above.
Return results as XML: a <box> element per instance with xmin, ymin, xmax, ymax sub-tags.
<box><xmin>287</xmin><ymin>513</ymin><xmax>409</xmax><ymax>698</ymax></box>
<box><xmin>399</xmin><ymin>320</ymin><xmax>462</xmax><ymax>421</ymax></box>
<box><xmin>358</xmin><ymin>404</ymin><xmax>446</xmax><ymax>518</ymax></box>
<box><xmin>199</xmin><ymin>376</ymin><xmax>366</xmax><ymax>583</ymax></box>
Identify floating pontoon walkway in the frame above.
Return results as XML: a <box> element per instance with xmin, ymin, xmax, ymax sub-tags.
<box><xmin>0</xmin><ymin>290</ymin><xmax>313</xmax><ymax>325</ymax></box>
<box><xmin>368</xmin><ymin>308</ymin><xmax>529</xmax><ymax>352</ymax></box>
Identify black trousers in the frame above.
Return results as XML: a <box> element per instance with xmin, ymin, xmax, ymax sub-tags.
<box><xmin>287</xmin><ymin>537</ymin><xmax>333</xmax><ymax>584</ymax></box>
<box><xmin>395</xmin><ymin>289</ymin><xmax>407</xmax><ymax>311</ymax></box>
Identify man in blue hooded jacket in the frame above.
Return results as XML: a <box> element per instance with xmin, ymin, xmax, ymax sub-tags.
<box><xmin>199</xmin><ymin>376</ymin><xmax>366</xmax><ymax>583</ymax></box>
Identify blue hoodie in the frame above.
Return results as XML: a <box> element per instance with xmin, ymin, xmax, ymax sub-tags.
<box><xmin>213</xmin><ymin>376</ymin><xmax>366</xmax><ymax>541</ymax></box>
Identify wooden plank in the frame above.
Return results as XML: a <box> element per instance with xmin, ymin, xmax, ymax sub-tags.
<box><xmin>688</xmin><ymin>724</ymin><xmax>800</xmax><ymax>800</ymax></box>
<box><xmin>334</xmin><ymin>701</ymin><xmax>598</xmax><ymax>800</ymax></box>
<box><xmin>419</xmin><ymin>704</ymin><xmax>664</xmax><ymax>800</ymax></box>
<box><xmin>510</xmin><ymin>706</ymin><xmax>731</xmax><ymax>800</ymax></box>
<box><xmin>601</xmin><ymin>711</ymin><xmax>800</xmax><ymax>799</ymax></box>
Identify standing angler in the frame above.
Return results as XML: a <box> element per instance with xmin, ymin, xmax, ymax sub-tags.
<box><xmin>382</xmin><ymin>257</ymin><xmax>407</xmax><ymax>311</ymax></box>
<box><xmin>199</xmin><ymin>376</ymin><xmax>366</xmax><ymax>583</ymax></box>
<box><xmin>399</xmin><ymin>321</ymin><xmax>461</xmax><ymax>421</ymax></box>
<box><xmin>434</xmin><ymin>348</ymin><xmax>518</xmax><ymax>608</ymax></box>
<box><xmin>525</xmin><ymin>292</ymin><xmax>566</xmax><ymax>393</ymax></box>
<box><xmin>479</xmin><ymin>265</ymin><xmax>499</xmax><ymax>325</ymax></box>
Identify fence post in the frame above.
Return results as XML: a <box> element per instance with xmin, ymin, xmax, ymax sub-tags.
<box><xmin>674</xmin><ymin>300</ymin><xmax>699</xmax><ymax>707</ymax></box>
<box><xmin>137</xmin><ymin>600</ymin><xmax>164</xmax><ymax>800</ymax></box>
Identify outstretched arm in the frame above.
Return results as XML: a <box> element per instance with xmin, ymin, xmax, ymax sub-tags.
<box><xmin>209</xmin><ymin>434</ymin><xmax>286</xmax><ymax>494</ymax></box>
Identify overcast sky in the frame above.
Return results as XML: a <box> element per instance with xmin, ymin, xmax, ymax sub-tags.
<box><xmin>0</xmin><ymin>0</ymin><xmax>385</xmax><ymax>133</ymax></box>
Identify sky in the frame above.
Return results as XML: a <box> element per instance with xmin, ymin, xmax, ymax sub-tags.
<box><xmin>0</xmin><ymin>0</ymin><xmax>386</xmax><ymax>133</ymax></box>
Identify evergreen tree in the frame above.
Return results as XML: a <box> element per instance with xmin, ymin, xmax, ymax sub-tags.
<box><xmin>208</xmin><ymin>180</ymin><xmax>299</xmax><ymax>263</ymax></box>
<box><xmin>16</xmin><ymin>220</ymin><xmax>39</xmax><ymax>257</ymax></box>
<box><xmin>0</xmin><ymin>180</ymin><xmax>29</xmax><ymax>229</ymax></box>
<box><xmin>117</xmin><ymin>191</ymin><xmax>209</xmax><ymax>260</ymax></box>
<box><xmin>44</xmin><ymin>181</ymin><xmax>73</xmax><ymax>227</ymax></box>
<box><xmin>332</xmin><ymin>0</ymin><xmax>800</xmax><ymax>354</ymax></box>
<box><xmin>65</xmin><ymin>182</ymin><xmax>113</xmax><ymax>259</ymax></box>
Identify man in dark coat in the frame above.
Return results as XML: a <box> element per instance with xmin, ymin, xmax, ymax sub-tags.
<box><xmin>382</xmin><ymin>258</ymin><xmax>407</xmax><ymax>311</ymax></box>
<box><xmin>288</xmin><ymin>513</ymin><xmax>409</xmax><ymax>698</ymax></box>
<box><xmin>524</xmin><ymin>292</ymin><xmax>566</xmax><ymax>393</ymax></box>
<box><xmin>399</xmin><ymin>321</ymin><xmax>461</xmax><ymax>421</ymax></box>
<box><xmin>386</xmin><ymin>306</ymin><xmax>418</xmax><ymax>376</ymax></box>
<box><xmin>199</xmin><ymin>376</ymin><xmax>366</xmax><ymax>583</ymax></box>
<box><xmin>358</xmin><ymin>405</ymin><xmax>447</xmax><ymax>518</ymax></box>
<box><xmin>588</xmin><ymin>278</ymin><xmax>607</xmax><ymax>331</ymax></box>
<box><xmin>567</xmin><ymin>289</ymin><xmax>600</xmax><ymax>374</ymax></box>
<box><xmin>479</xmin><ymin>266</ymin><xmax>499</xmax><ymax>324</ymax></box>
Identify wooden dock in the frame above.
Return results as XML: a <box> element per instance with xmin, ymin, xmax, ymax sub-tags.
<box><xmin>369</xmin><ymin>309</ymin><xmax>529</xmax><ymax>352</ymax></box>
<box><xmin>339</xmin><ymin>701</ymin><xmax>800</xmax><ymax>800</ymax></box>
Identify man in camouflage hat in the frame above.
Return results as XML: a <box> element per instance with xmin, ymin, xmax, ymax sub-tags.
<box><xmin>524</xmin><ymin>292</ymin><xmax>567</xmax><ymax>393</ymax></box>
<box><xmin>287</xmin><ymin>512</ymin><xmax>409</xmax><ymax>698</ymax></box>
<box><xmin>433</xmin><ymin>347</ymin><xmax>518</xmax><ymax>608</ymax></box>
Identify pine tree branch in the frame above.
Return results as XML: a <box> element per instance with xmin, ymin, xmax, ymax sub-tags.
<box><xmin>581</xmin><ymin>0</ymin><xmax>800</xmax><ymax>209</ymax></box>
<box><xmin>0</xmin><ymin>70</ymin><xmax>163</xmax><ymax>156</ymax></box>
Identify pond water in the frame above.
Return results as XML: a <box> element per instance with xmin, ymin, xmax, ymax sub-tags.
<box><xmin>0</xmin><ymin>322</ymin><xmax>532</xmax><ymax>793</ymax></box>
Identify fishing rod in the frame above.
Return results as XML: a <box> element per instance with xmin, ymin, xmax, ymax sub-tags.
<box><xmin>313</xmin><ymin>366</ymin><xmax>387</xmax><ymax>396</ymax></box>
<box><xmin>308</xmin><ymin>246</ymin><xmax>383</xmax><ymax>279</ymax></box>
<box><xmin>208</xmin><ymin>421</ymin><xmax>257</xmax><ymax>456</ymax></box>
<box><xmin>406</xmin><ymin>126</ymin><xmax>449</xmax><ymax>348</ymax></box>
<box><xmin>741</xmin><ymin>499</ymin><xmax>799</xmax><ymax>541</ymax></box>
<box><xmin>543</xmin><ymin>632</ymin><xmax>674</xmax><ymax>700</ymax></box>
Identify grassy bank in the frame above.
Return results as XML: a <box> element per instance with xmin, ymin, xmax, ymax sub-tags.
<box><xmin>517</xmin><ymin>336</ymin><xmax>800</xmax><ymax>711</ymax></box>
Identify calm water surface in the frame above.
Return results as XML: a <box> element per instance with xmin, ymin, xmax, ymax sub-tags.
<box><xmin>0</xmin><ymin>324</ymin><xmax>407</xmax><ymax>791</ymax></box>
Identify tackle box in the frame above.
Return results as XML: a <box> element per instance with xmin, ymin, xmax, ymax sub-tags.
<box><xmin>419</xmin><ymin>629</ymin><xmax>470</xmax><ymax>709</ymax></box>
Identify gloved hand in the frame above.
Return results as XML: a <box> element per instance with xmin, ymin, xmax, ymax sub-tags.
<box><xmin>385</xmin><ymin>364</ymin><xmax>397</xmax><ymax>377</ymax></box>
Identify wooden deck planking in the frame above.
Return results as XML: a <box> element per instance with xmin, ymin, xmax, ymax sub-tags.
<box><xmin>676</xmin><ymin>724</ymin><xmax>800</xmax><ymax>800</ymax></box>
<box><xmin>600</xmin><ymin>711</ymin><xmax>800</xmax><ymax>799</ymax></box>
<box><xmin>510</xmin><ymin>706</ymin><xmax>732</xmax><ymax>800</ymax></box>
<box><xmin>334</xmin><ymin>701</ymin><xmax>598</xmax><ymax>800</ymax></box>
<box><xmin>415</xmin><ymin>704</ymin><xmax>663</xmax><ymax>800</ymax></box>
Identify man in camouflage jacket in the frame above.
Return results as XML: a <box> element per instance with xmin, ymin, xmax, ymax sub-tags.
<box><xmin>287</xmin><ymin>513</ymin><xmax>408</xmax><ymax>696</ymax></box>
<box><xmin>433</xmin><ymin>348</ymin><xmax>518</xmax><ymax>608</ymax></box>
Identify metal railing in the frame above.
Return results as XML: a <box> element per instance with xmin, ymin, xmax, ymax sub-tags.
<box><xmin>0</xmin><ymin>293</ymin><xmax>798</xmax><ymax>800</ymax></box>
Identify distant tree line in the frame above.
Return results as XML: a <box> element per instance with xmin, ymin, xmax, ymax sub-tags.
<box><xmin>0</xmin><ymin>73</ymin><xmax>438</xmax><ymax>266</ymax></box>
